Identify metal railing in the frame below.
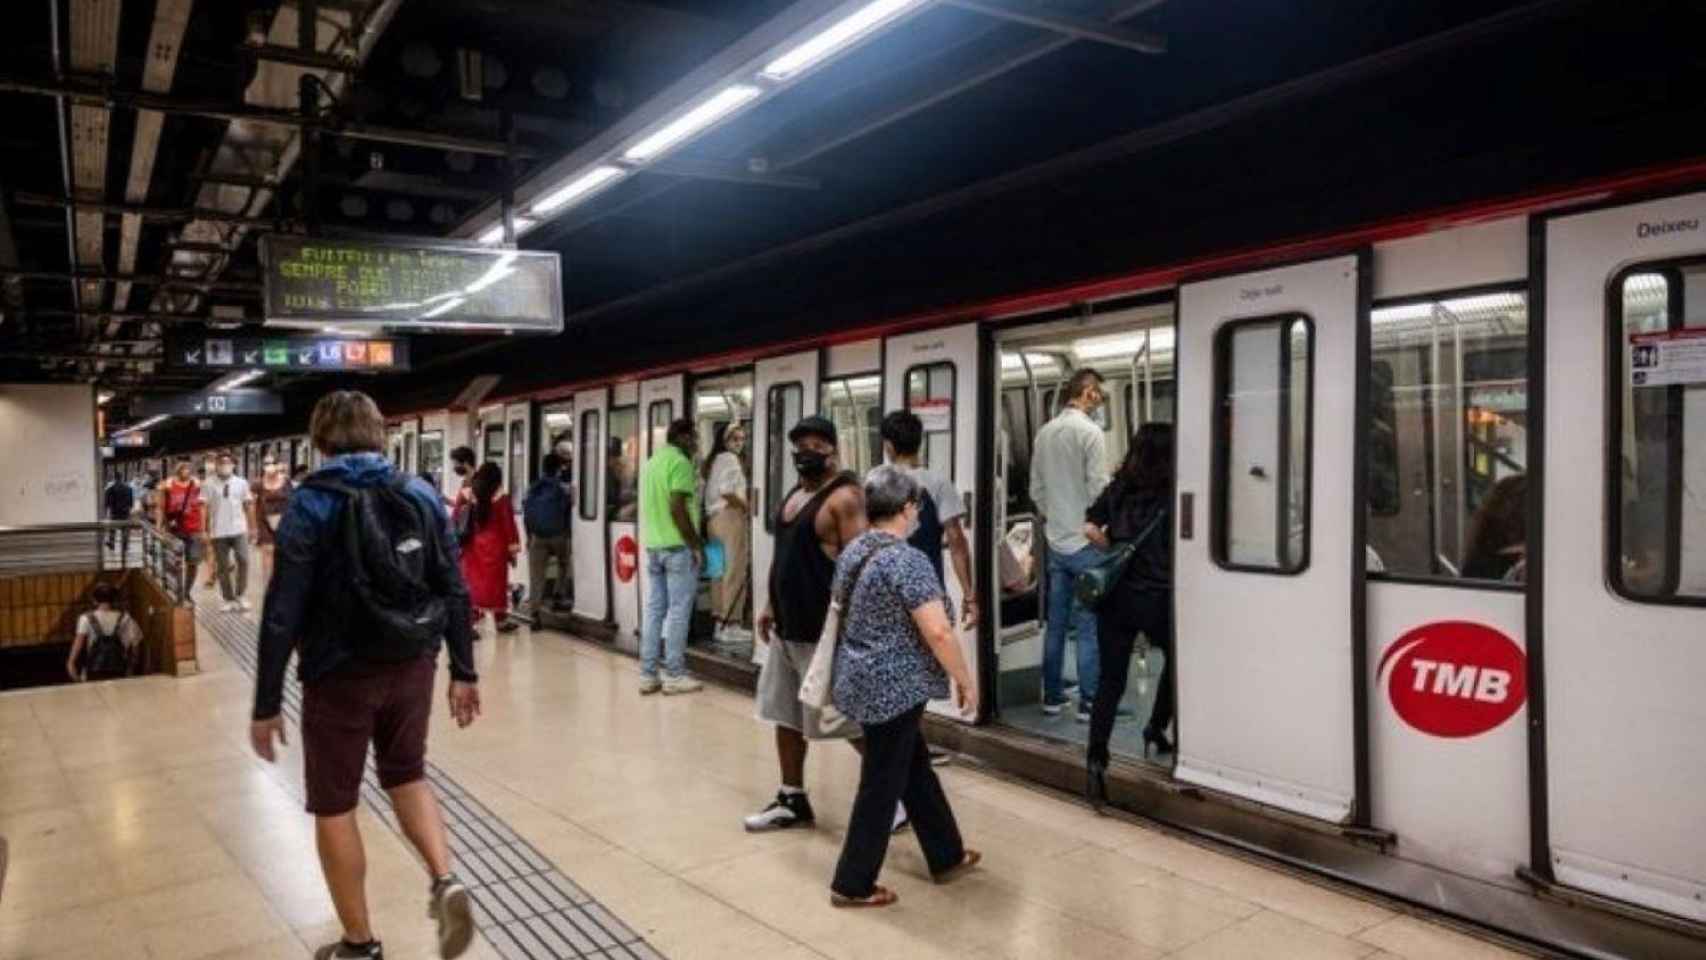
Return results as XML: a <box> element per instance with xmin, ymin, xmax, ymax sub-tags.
<box><xmin>0</xmin><ymin>521</ymin><xmax>193</xmax><ymax>606</ymax></box>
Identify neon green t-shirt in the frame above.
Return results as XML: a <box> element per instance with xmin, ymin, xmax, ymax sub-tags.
<box><xmin>639</xmin><ymin>443</ymin><xmax>699</xmax><ymax>548</ymax></box>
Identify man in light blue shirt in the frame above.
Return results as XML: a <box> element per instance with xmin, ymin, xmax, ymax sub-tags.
<box><xmin>1029</xmin><ymin>369</ymin><xmax>1111</xmax><ymax>721</ymax></box>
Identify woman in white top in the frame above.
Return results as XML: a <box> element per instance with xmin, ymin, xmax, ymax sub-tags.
<box><xmin>702</xmin><ymin>424</ymin><xmax>751</xmax><ymax>638</ymax></box>
<box><xmin>67</xmin><ymin>582</ymin><xmax>142</xmax><ymax>681</ymax></box>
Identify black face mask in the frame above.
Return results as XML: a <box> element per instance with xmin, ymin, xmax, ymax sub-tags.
<box><xmin>454</xmin><ymin>465</ymin><xmax>469</xmax><ymax>477</ymax></box>
<box><xmin>793</xmin><ymin>449</ymin><xmax>830</xmax><ymax>480</ymax></box>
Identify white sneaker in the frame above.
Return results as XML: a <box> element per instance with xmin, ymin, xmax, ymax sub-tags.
<box><xmin>662</xmin><ymin>676</ymin><xmax>703</xmax><ymax>695</ymax></box>
<box><xmin>237</xmin><ymin>599</ymin><xmax>252</xmax><ymax>612</ymax></box>
<box><xmin>222</xmin><ymin>600</ymin><xmax>240</xmax><ymax>613</ymax></box>
<box><xmin>892</xmin><ymin>804</ymin><xmax>910</xmax><ymax>834</ymax></box>
<box><xmin>639</xmin><ymin>676</ymin><xmax>663</xmax><ymax>695</ymax></box>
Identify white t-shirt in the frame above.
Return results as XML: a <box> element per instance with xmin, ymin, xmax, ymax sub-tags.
<box><xmin>703</xmin><ymin>451</ymin><xmax>748</xmax><ymax>518</ymax></box>
<box><xmin>77</xmin><ymin>610</ymin><xmax>141</xmax><ymax>648</ymax></box>
<box><xmin>898</xmin><ymin>464</ymin><xmax>965</xmax><ymax>525</ymax></box>
<box><xmin>202</xmin><ymin>475</ymin><xmax>253</xmax><ymax>539</ymax></box>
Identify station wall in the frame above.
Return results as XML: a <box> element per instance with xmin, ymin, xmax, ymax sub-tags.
<box><xmin>0</xmin><ymin>384</ymin><xmax>98</xmax><ymax>526</ymax></box>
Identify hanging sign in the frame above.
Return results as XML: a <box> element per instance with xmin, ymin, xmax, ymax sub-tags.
<box><xmin>165</xmin><ymin>333</ymin><xmax>412</xmax><ymax>373</ymax></box>
<box><xmin>1378</xmin><ymin>621</ymin><xmax>1526</xmax><ymax>738</ymax></box>
<box><xmin>131</xmin><ymin>389</ymin><xmax>285</xmax><ymax>418</ymax></box>
<box><xmin>1630</xmin><ymin>328</ymin><xmax>1706</xmax><ymax>387</ymax></box>
<box><xmin>260</xmin><ymin>235</ymin><xmax>563</xmax><ymax>333</ymax></box>
<box><xmin>913</xmin><ymin>398</ymin><xmax>953</xmax><ymax>433</ymax></box>
<box><xmin>111</xmin><ymin>432</ymin><xmax>151</xmax><ymax>447</ymax></box>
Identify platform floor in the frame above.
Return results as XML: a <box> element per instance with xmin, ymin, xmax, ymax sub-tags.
<box><xmin>0</xmin><ymin>577</ymin><xmax>1535</xmax><ymax>960</ymax></box>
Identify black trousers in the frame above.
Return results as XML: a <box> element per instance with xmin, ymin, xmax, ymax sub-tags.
<box><xmin>1088</xmin><ymin>592</ymin><xmax>1174</xmax><ymax>767</ymax></box>
<box><xmin>831</xmin><ymin>702</ymin><xmax>965</xmax><ymax>898</ymax></box>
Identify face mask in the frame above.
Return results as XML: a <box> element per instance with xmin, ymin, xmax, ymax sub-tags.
<box><xmin>793</xmin><ymin>449</ymin><xmax>830</xmax><ymax>480</ymax></box>
<box><xmin>216</xmin><ymin>465</ymin><xmax>233</xmax><ymax>478</ymax></box>
<box><xmin>454</xmin><ymin>464</ymin><xmax>469</xmax><ymax>477</ymax></box>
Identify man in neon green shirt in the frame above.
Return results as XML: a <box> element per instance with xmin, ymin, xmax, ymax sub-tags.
<box><xmin>638</xmin><ymin>418</ymin><xmax>705</xmax><ymax>695</ymax></box>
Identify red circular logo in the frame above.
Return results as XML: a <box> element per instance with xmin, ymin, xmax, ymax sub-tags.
<box><xmin>1378</xmin><ymin>621</ymin><xmax>1527</xmax><ymax>738</ymax></box>
<box><xmin>614</xmin><ymin>535</ymin><xmax>638</xmax><ymax>583</ymax></box>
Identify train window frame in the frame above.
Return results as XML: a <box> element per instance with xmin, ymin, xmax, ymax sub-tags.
<box><xmin>1606</xmin><ymin>257</ymin><xmax>1701</xmax><ymax>606</ymax></box>
<box><xmin>765</xmin><ymin>381</ymin><xmax>804</xmax><ymax>532</ymax></box>
<box><xmin>578</xmin><ymin>409</ymin><xmax>601</xmax><ymax>521</ymax></box>
<box><xmin>1365</xmin><ymin>282</ymin><xmax>1531</xmax><ymax>592</ymax></box>
<box><xmin>646</xmin><ymin>399</ymin><xmax>674</xmax><ymax>458</ymax></box>
<box><xmin>904</xmin><ymin>361</ymin><xmax>958</xmax><ymax>483</ymax></box>
<box><xmin>418</xmin><ymin>429</ymin><xmax>445</xmax><ymax>493</ymax></box>
<box><xmin>819</xmin><ymin>372</ymin><xmax>883</xmax><ymax>480</ymax></box>
<box><xmin>1211</xmin><ymin>313</ymin><xmax>1315</xmax><ymax>576</ymax></box>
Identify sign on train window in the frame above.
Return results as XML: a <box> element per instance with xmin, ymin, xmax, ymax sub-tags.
<box><xmin>765</xmin><ymin>383</ymin><xmax>803</xmax><ymax>530</ymax></box>
<box><xmin>1611</xmin><ymin>260</ymin><xmax>1706</xmax><ymax>603</ymax></box>
<box><xmin>1212</xmin><ymin>315</ymin><xmax>1312</xmax><ymax>573</ymax></box>
<box><xmin>578</xmin><ymin>410</ymin><xmax>601</xmax><ymax>521</ymax></box>
<box><xmin>905</xmin><ymin>363</ymin><xmax>957</xmax><ymax>481</ymax></box>
<box><xmin>1365</xmin><ymin>288</ymin><xmax>1530</xmax><ymax>584</ymax></box>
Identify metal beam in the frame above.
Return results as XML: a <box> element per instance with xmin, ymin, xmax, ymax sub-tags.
<box><xmin>0</xmin><ymin>267</ymin><xmax>260</xmax><ymax>293</ymax></box>
<box><xmin>29</xmin><ymin>308</ymin><xmax>241</xmax><ymax>324</ymax></box>
<box><xmin>940</xmin><ymin>0</ymin><xmax>1165</xmax><ymax>54</ymax></box>
<box><xmin>237</xmin><ymin>42</ymin><xmax>359</xmax><ymax>73</ymax></box>
<box><xmin>12</xmin><ymin>191</ymin><xmax>285</xmax><ymax>227</ymax></box>
<box><xmin>645</xmin><ymin>158</ymin><xmax>820</xmax><ymax>190</ymax></box>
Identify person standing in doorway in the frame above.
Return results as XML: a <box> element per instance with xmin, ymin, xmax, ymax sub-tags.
<box><xmin>521</xmin><ymin>453</ymin><xmax>574</xmax><ymax>623</ymax></box>
<box><xmin>1029</xmin><ymin>368</ymin><xmax>1111</xmax><ymax>722</ymax></box>
<box><xmin>250</xmin><ymin>390</ymin><xmax>480</xmax><ymax>960</ymax></box>
<box><xmin>637</xmin><ymin>419</ymin><xmax>705</xmax><ymax>695</ymax></box>
<box><xmin>702</xmin><ymin>423</ymin><xmax>751</xmax><ymax>643</ymax></box>
<box><xmin>255</xmin><ymin>455</ymin><xmax>293</xmax><ymax>586</ymax></box>
<box><xmin>203</xmin><ymin>452</ymin><xmax>257</xmax><ymax>612</ymax></box>
<box><xmin>157</xmin><ymin>459</ymin><xmax>206</xmax><ymax>596</ymax></box>
<box><xmin>879</xmin><ymin>411</ymin><xmax>977</xmax><ymax>629</ymax></box>
<box><xmin>746</xmin><ymin>416</ymin><xmax>867</xmax><ymax>832</ymax></box>
<box><xmin>457</xmin><ymin>463</ymin><xmax>521</xmax><ymax>634</ymax></box>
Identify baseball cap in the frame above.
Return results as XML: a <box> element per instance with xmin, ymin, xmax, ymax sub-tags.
<box><xmin>787</xmin><ymin>415</ymin><xmax>838</xmax><ymax>447</ymax></box>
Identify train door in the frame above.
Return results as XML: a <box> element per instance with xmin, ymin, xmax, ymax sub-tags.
<box><xmin>571</xmin><ymin>389</ymin><xmax>609</xmax><ymax>624</ymax></box>
<box><xmin>477</xmin><ymin>404</ymin><xmax>507</xmax><ymax>483</ymax></box>
<box><xmin>608</xmin><ymin>384</ymin><xmax>642</xmax><ymax>650</ymax></box>
<box><xmin>636</xmin><ymin>375</ymin><xmax>686</xmax><ymax>650</ymax></box>
<box><xmin>884</xmin><ymin>324</ymin><xmax>980</xmax><ymax>721</ymax></box>
<box><xmin>691</xmin><ymin>369</ymin><xmax>756</xmax><ymax>666</ymax></box>
<box><xmin>1175</xmin><ymin>253</ymin><xmax>1363</xmax><ymax>821</ymax></box>
<box><xmin>1537</xmin><ymin>193</ymin><xmax>1706</xmax><ymax>921</ymax></box>
<box><xmin>386</xmin><ymin>426</ymin><xmax>405</xmax><ymax>468</ymax></box>
<box><xmin>505</xmin><ymin>402</ymin><xmax>533</xmax><ymax>602</ymax></box>
<box><xmin>752</xmin><ymin>351</ymin><xmax>820</xmax><ymax>661</ymax></box>
<box><xmin>401</xmin><ymin>419</ymin><xmax>419</xmax><ymax>475</ymax></box>
<box><xmin>419</xmin><ymin>415</ymin><xmax>448</xmax><ymax>498</ymax></box>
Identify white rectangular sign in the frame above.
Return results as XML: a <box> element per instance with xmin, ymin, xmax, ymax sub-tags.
<box><xmin>1630</xmin><ymin>328</ymin><xmax>1706</xmax><ymax>387</ymax></box>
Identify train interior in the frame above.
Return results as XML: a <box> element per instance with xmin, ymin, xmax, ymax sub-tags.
<box><xmin>690</xmin><ymin>370</ymin><xmax>756</xmax><ymax>664</ymax></box>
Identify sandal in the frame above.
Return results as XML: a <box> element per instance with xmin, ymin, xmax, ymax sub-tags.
<box><xmin>830</xmin><ymin>885</ymin><xmax>898</xmax><ymax>908</ymax></box>
<box><xmin>933</xmin><ymin>849</ymin><xmax>982</xmax><ymax>884</ymax></box>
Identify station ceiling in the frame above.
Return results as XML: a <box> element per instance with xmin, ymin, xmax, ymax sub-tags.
<box><xmin>1</xmin><ymin>0</ymin><xmax>1704</xmax><ymax>448</ymax></box>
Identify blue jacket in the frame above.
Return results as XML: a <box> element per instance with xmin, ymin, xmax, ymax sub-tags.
<box><xmin>253</xmin><ymin>452</ymin><xmax>477</xmax><ymax>720</ymax></box>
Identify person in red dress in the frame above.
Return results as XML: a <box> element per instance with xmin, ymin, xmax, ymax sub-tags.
<box><xmin>457</xmin><ymin>463</ymin><xmax>521</xmax><ymax>634</ymax></box>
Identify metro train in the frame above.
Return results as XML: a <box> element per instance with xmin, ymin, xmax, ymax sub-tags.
<box><xmin>139</xmin><ymin>164</ymin><xmax>1706</xmax><ymax>957</ymax></box>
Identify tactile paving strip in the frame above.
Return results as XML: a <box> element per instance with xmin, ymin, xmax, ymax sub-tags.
<box><xmin>202</xmin><ymin>609</ymin><xmax>664</xmax><ymax>960</ymax></box>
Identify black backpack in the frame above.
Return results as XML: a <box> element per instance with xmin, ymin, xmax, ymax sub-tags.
<box><xmin>84</xmin><ymin>613</ymin><xmax>130</xmax><ymax>680</ymax></box>
<box><xmin>308</xmin><ymin>475</ymin><xmax>451</xmax><ymax>662</ymax></box>
<box><xmin>522</xmin><ymin>477</ymin><xmax>570</xmax><ymax>538</ymax></box>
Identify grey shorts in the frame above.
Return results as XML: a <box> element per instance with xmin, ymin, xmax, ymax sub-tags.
<box><xmin>755</xmin><ymin>639</ymin><xmax>857</xmax><ymax>740</ymax></box>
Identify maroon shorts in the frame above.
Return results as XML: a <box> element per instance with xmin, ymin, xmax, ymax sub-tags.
<box><xmin>301</xmin><ymin>656</ymin><xmax>435</xmax><ymax>816</ymax></box>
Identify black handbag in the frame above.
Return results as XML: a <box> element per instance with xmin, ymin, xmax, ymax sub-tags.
<box><xmin>1073</xmin><ymin>506</ymin><xmax>1168</xmax><ymax>609</ymax></box>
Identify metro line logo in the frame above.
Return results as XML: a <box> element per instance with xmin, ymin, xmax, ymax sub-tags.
<box><xmin>1378</xmin><ymin>621</ymin><xmax>1527</xmax><ymax>738</ymax></box>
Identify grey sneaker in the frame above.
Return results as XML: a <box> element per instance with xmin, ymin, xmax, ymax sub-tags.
<box><xmin>662</xmin><ymin>676</ymin><xmax>703</xmax><ymax>695</ymax></box>
<box><xmin>639</xmin><ymin>675</ymin><xmax>663</xmax><ymax>695</ymax></box>
<box><xmin>429</xmin><ymin>875</ymin><xmax>474</xmax><ymax>959</ymax></box>
<box><xmin>314</xmin><ymin>941</ymin><xmax>383</xmax><ymax>960</ymax></box>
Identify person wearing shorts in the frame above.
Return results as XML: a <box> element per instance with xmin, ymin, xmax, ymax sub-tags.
<box><xmin>745</xmin><ymin>416</ymin><xmax>867</xmax><ymax>832</ymax></box>
<box><xmin>249</xmin><ymin>391</ymin><xmax>482</xmax><ymax>960</ymax></box>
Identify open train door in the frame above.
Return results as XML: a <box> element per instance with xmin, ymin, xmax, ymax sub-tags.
<box><xmin>752</xmin><ymin>351</ymin><xmax>820</xmax><ymax>664</ymax></box>
<box><xmin>635</xmin><ymin>375</ymin><xmax>687</xmax><ymax>647</ymax></box>
<box><xmin>1175</xmin><ymin>253</ymin><xmax>1365</xmax><ymax>821</ymax></box>
<box><xmin>884</xmin><ymin>324</ymin><xmax>980</xmax><ymax>722</ymax></box>
<box><xmin>504</xmin><ymin>401</ymin><xmax>533</xmax><ymax>600</ymax></box>
<box><xmin>1536</xmin><ymin>193</ymin><xmax>1706</xmax><ymax>921</ymax></box>
<box><xmin>572</xmin><ymin>388</ymin><xmax>609</xmax><ymax>624</ymax></box>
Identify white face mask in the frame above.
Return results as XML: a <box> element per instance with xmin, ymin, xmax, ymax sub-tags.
<box><xmin>216</xmin><ymin>465</ymin><xmax>233</xmax><ymax>478</ymax></box>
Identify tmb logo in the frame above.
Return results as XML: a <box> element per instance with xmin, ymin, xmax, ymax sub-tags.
<box><xmin>614</xmin><ymin>535</ymin><xmax>639</xmax><ymax>584</ymax></box>
<box><xmin>1377</xmin><ymin>621</ymin><xmax>1526</xmax><ymax>738</ymax></box>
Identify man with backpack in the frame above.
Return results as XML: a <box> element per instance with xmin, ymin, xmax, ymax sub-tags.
<box><xmin>521</xmin><ymin>453</ymin><xmax>573</xmax><ymax>623</ymax></box>
<box><xmin>156</xmin><ymin>459</ymin><xmax>206</xmax><ymax>595</ymax></box>
<box><xmin>249</xmin><ymin>390</ymin><xmax>480</xmax><ymax>960</ymax></box>
<box><xmin>66</xmin><ymin>582</ymin><xmax>140</xmax><ymax>681</ymax></box>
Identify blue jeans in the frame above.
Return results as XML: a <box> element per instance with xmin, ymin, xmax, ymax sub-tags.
<box><xmin>641</xmin><ymin>546</ymin><xmax>698</xmax><ymax>678</ymax></box>
<box><xmin>1044</xmin><ymin>544</ymin><xmax>1105</xmax><ymax>703</ymax></box>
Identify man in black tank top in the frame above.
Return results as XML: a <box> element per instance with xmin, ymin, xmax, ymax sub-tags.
<box><xmin>746</xmin><ymin>416</ymin><xmax>868</xmax><ymax>833</ymax></box>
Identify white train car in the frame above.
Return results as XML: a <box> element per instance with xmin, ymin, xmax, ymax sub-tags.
<box><xmin>246</xmin><ymin>166</ymin><xmax>1706</xmax><ymax>957</ymax></box>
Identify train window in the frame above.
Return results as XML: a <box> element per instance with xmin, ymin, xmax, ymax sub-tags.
<box><xmin>481</xmin><ymin>421</ymin><xmax>504</xmax><ymax>467</ymax></box>
<box><xmin>541</xmin><ymin>402</ymin><xmax>574</xmax><ymax>466</ymax></box>
<box><xmin>905</xmin><ymin>363</ymin><xmax>957</xmax><ymax>481</ymax></box>
<box><xmin>578</xmin><ymin>410</ymin><xmax>601</xmax><ymax>521</ymax></box>
<box><xmin>607</xmin><ymin>407</ymin><xmax>640</xmax><ymax>523</ymax></box>
<box><xmin>1366</xmin><ymin>289</ymin><xmax>1529</xmax><ymax>583</ymax></box>
<box><xmin>765</xmin><ymin>382</ymin><xmax>804</xmax><ymax>530</ymax></box>
<box><xmin>1213</xmin><ymin>315</ymin><xmax>1312</xmax><ymax>573</ymax></box>
<box><xmin>647</xmin><ymin>400</ymin><xmax>673</xmax><ymax>457</ymax></box>
<box><xmin>1611</xmin><ymin>261</ymin><xmax>1706</xmax><ymax>602</ymax></box>
<box><xmin>821</xmin><ymin>375</ymin><xmax>882</xmax><ymax>478</ymax></box>
<box><xmin>419</xmin><ymin>430</ymin><xmax>445</xmax><ymax>492</ymax></box>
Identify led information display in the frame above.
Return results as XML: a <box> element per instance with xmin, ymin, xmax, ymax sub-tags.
<box><xmin>165</xmin><ymin>333</ymin><xmax>411</xmax><ymax>372</ymax></box>
<box><xmin>260</xmin><ymin>235</ymin><xmax>563</xmax><ymax>333</ymax></box>
<box><xmin>131</xmin><ymin>389</ymin><xmax>285</xmax><ymax>417</ymax></box>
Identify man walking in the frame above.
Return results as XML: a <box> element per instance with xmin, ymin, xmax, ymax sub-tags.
<box><xmin>637</xmin><ymin>418</ymin><xmax>705</xmax><ymax>695</ymax></box>
<box><xmin>745</xmin><ymin>416</ymin><xmax>866</xmax><ymax>832</ymax></box>
<box><xmin>521</xmin><ymin>453</ymin><xmax>574</xmax><ymax>623</ymax></box>
<box><xmin>1029</xmin><ymin>369</ymin><xmax>1111</xmax><ymax>722</ymax></box>
<box><xmin>103</xmin><ymin>472</ymin><xmax>135</xmax><ymax>551</ymax></box>
<box><xmin>156</xmin><ymin>459</ymin><xmax>206</xmax><ymax>595</ymax></box>
<box><xmin>203</xmin><ymin>452</ymin><xmax>257</xmax><ymax>612</ymax></box>
<box><xmin>250</xmin><ymin>390</ymin><xmax>481</xmax><ymax>960</ymax></box>
<box><xmin>880</xmin><ymin>410</ymin><xmax>978</xmax><ymax>628</ymax></box>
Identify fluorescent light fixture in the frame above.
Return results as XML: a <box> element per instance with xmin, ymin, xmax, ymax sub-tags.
<box><xmin>1074</xmin><ymin>328</ymin><xmax>1176</xmax><ymax>361</ymax></box>
<box><xmin>214</xmin><ymin>369</ymin><xmax>264</xmax><ymax>392</ymax></box>
<box><xmin>114</xmin><ymin>414</ymin><xmax>168</xmax><ymax>436</ymax></box>
<box><xmin>531</xmin><ymin>166</ymin><xmax>626</xmax><ymax>215</ymax></box>
<box><xmin>419</xmin><ymin>297</ymin><xmax>467</xmax><ymax>321</ymax></box>
<box><xmin>761</xmin><ymin>0</ymin><xmax>926</xmax><ymax>81</ymax></box>
<box><xmin>621</xmin><ymin>86</ymin><xmax>762</xmax><ymax>163</ymax></box>
<box><xmin>477</xmin><ymin>217</ymin><xmax>538</xmax><ymax>246</ymax></box>
<box><xmin>97</xmin><ymin>391</ymin><xmax>113</xmax><ymax>406</ymax></box>
<box><xmin>464</xmin><ymin>252</ymin><xmax>519</xmax><ymax>295</ymax></box>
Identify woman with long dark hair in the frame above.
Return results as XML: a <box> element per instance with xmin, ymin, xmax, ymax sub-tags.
<box><xmin>1083</xmin><ymin>423</ymin><xmax>1176</xmax><ymax>808</ymax></box>
<box><xmin>457</xmin><ymin>462</ymin><xmax>522</xmax><ymax>634</ymax></box>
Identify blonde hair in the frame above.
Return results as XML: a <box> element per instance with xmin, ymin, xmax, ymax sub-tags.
<box><xmin>309</xmin><ymin>390</ymin><xmax>386</xmax><ymax>456</ymax></box>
